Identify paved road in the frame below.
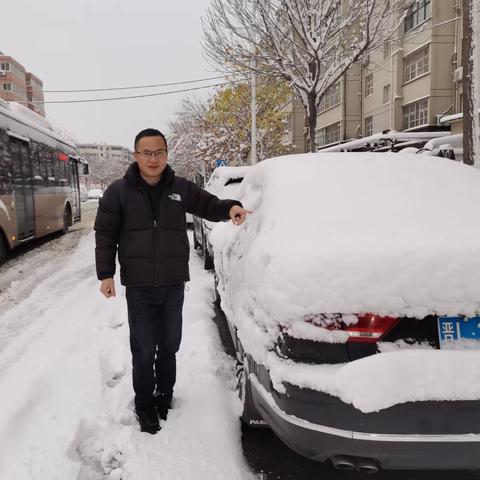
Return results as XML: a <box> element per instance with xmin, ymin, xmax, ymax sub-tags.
<box><xmin>210</xmin><ymin>301</ymin><xmax>480</xmax><ymax>480</ymax></box>
<box><xmin>0</xmin><ymin>201</ymin><xmax>98</xmax><ymax>345</ymax></box>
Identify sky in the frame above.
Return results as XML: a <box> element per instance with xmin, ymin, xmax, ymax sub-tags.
<box><xmin>0</xmin><ymin>0</ymin><xmax>216</xmax><ymax>149</ymax></box>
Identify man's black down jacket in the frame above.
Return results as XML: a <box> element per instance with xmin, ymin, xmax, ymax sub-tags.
<box><xmin>94</xmin><ymin>163</ymin><xmax>241</xmax><ymax>287</ymax></box>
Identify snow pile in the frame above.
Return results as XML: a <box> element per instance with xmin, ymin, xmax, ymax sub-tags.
<box><xmin>267</xmin><ymin>349</ymin><xmax>480</xmax><ymax>413</ymax></box>
<box><xmin>211</xmin><ymin>152</ymin><xmax>480</xmax><ymax>409</ymax></box>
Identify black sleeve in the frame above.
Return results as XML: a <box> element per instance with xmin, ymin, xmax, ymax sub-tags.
<box><xmin>94</xmin><ymin>183</ymin><xmax>123</xmax><ymax>280</ymax></box>
<box><xmin>184</xmin><ymin>180</ymin><xmax>242</xmax><ymax>222</ymax></box>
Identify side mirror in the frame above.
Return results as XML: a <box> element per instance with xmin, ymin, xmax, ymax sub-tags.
<box><xmin>83</xmin><ymin>164</ymin><xmax>89</xmax><ymax>175</ymax></box>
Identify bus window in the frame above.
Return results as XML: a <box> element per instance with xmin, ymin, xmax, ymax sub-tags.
<box><xmin>59</xmin><ymin>159</ymin><xmax>68</xmax><ymax>185</ymax></box>
<box><xmin>30</xmin><ymin>144</ymin><xmax>43</xmax><ymax>186</ymax></box>
<box><xmin>44</xmin><ymin>149</ymin><xmax>55</xmax><ymax>185</ymax></box>
<box><xmin>0</xmin><ymin>133</ymin><xmax>12</xmax><ymax>195</ymax></box>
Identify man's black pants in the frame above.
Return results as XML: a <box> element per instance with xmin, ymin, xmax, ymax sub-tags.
<box><xmin>126</xmin><ymin>284</ymin><xmax>184</xmax><ymax>410</ymax></box>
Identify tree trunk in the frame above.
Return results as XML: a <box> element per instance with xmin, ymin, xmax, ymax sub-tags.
<box><xmin>462</xmin><ymin>0</ymin><xmax>474</xmax><ymax>165</ymax></box>
<box><xmin>307</xmin><ymin>93</ymin><xmax>318</xmax><ymax>153</ymax></box>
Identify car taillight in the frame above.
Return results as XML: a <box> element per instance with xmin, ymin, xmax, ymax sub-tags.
<box><xmin>345</xmin><ymin>314</ymin><xmax>399</xmax><ymax>343</ymax></box>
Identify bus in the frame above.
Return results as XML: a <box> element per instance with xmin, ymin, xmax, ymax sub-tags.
<box><xmin>0</xmin><ymin>100</ymin><xmax>88</xmax><ymax>265</ymax></box>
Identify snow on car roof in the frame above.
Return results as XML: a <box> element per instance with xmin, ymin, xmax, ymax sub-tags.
<box><xmin>318</xmin><ymin>131</ymin><xmax>450</xmax><ymax>152</ymax></box>
<box><xmin>211</xmin><ymin>152</ymin><xmax>480</xmax><ymax>324</ymax></box>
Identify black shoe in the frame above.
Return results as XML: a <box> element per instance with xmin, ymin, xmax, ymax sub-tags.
<box><xmin>157</xmin><ymin>405</ymin><xmax>169</xmax><ymax>421</ymax></box>
<box><xmin>136</xmin><ymin>406</ymin><xmax>160</xmax><ymax>434</ymax></box>
<box><xmin>154</xmin><ymin>393</ymin><xmax>172</xmax><ymax>421</ymax></box>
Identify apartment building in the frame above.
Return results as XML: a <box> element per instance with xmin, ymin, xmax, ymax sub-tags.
<box><xmin>0</xmin><ymin>51</ymin><xmax>45</xmax><ymax>116</ymax></box>
<box><xmin>441</xmin><ymin>0</ymin><xmax>479</xmax><ymax>136</ymax></box>
<box><xmin>25</xmin><ymin>72</ymin><xmax>45</xmax><ymax>117</ymax></box>
<box><xmin>286</xmin><ymin>0</ymin><xmax>466</xmax><ymax>151</ymax></box>
<box><xmin>361</xmin><ymin>0</ymin><xmax>456</xmax><ymax>136</ymax></box>
<box><xmin>78</xmin><ymin>143</ymin><xmax>133</xmax><ymax>187</ymax></box>
<box><xmin>0</xmin><ymin>52</ymin><xmax>28</xmax><ymax>105</ymax></box>
<box><xmin>315</xmin><ymin>64</ymin><xmax>363</xmax><ymax>146</ymax></box>
<box><xmin>283</xmin><ymin>93</ymin><xmax>307</xmax><ymax>153</ymax></box>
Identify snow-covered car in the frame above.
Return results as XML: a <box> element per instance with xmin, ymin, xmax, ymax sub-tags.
<box><xmin>318</xmin><ymin>131</ymin><xmax>451</xmax><ymax>153</ymax></box>
<box><xmin>418</xmin><ymin>133</ymin><xmax>464</xmax><ymax>162</ymax></box>
<box><xmin>193</xmin><ymin>166</ymin><xmax>250</xmax><ymax>270</ymax></box>
<box><xmin>87</xmin><ymin>188</ymin><xmax>103</xmax><ymax>200</ymax></box>
<box><xmin>210</xmin><ymin>152</ymin><xmax>480</xmax><ymax>472</ymax></box>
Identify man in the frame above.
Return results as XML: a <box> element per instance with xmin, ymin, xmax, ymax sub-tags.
<box><xmin>94</xmin><ymin>128</ymin><xmax>249</xmax><ymax>434</ymax></box>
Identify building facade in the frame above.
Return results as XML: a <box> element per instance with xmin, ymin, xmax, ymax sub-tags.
<box><xmin>0</xmin><ymin>51</ymin><xmax>45</xmax><ymax>117</ymax></box>
<box><xmin>25</xmin><ymin>72</ymin><xmax>45</xmax><ymax>117</ymax></box>
<box><xmin>288</xmin><ymin>0</ymin><xmax>466</xmax><ymax>151</ymax></box>
<box><xmin>361</xmin><ymin>0</ymin><xmax>456</xmax><ymax>137</ymax></box>
<box><xmin>283</xmin><ymin>93</ymin><xmax>307</xmax><ymax>153</ymax></box>
<box><xmin>78</xmin><ymin>143</ymin><xmax>133</xmax><ymax>188</ymax></box>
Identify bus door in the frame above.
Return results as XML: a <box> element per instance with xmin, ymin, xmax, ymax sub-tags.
<box><xmin>10</xmin><ymin>137</ymin><xmax>35</xmax><ymax>240</ymax></box>
<box><xmin>69</xmin><ymin>159</ymin><xmax>81</xmax><ymax>222</ymax></box>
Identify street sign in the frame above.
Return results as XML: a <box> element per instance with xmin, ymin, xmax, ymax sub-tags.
<box><xmin>215</xmin><ymin>159</ymin><xmax>227</xmax><ymax>167</ymax></box>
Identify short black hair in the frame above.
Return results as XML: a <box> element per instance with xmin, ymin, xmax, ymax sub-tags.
<box><xmin>134</xmin><ymin>128</ymin><xmax>168</xmax><ymax>151</ymax></box>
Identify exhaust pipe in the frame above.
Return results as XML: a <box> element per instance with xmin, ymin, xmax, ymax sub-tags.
<box><xmin>330</xmin><ymin>455</ymin><xmax>356</xmax><ymax>471</ymax></box>
<box><xmin>356</xmin><ymin>458</ymin><xmax>380</xmax><ymax>474</ymax></box>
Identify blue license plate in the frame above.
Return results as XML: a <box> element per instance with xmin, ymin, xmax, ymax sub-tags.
<box><xmin>438</xmin><ymin>316</ymin><xmax>480</xmax><ymax>348</ymax></box>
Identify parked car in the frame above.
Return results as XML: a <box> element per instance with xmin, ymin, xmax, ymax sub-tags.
<box><xmin>418</xmin><ymin>133</ymin><xmax>464</xmax><ymax>162</ymax></box>
<box><xmin>193</xmin><ymin>166</ymin><xmax>251</xmax><ymax>270</ymax></box>
<box><xmin>79</xmin><ymin>184</ymin><xmax>88</xmax><ymax>202</ymax></box>
<box><xmin>87</xmin><ymin>188</ymin><xmax>103</xmax><ymax>200</ymax></box>
<box><xmin>210</xmin><ymin>152</ymin><xmax>480</xmax><ymax>472</ymax></box>
<box><xmin>318</xmin><ymin>131</ymin><xmax>451</xmax><ymax>154</ymax></box>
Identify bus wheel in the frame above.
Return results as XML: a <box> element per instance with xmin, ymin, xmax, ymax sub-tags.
<box><xmin>0</xmin><ymin>234</ymin><xmax>7</xmax><ymax>266</ymax></box>
<box><xmin>62</xmin><ymin>206</ymin><xmax>72</xmax><ymax>234</ymax></box>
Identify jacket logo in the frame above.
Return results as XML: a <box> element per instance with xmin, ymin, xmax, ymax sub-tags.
<box><xmin>168</xmin><ymin>193</ymin><xmax>182</xmax><ymax>202</ymax></box>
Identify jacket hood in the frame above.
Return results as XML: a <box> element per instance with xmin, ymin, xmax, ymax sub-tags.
<box><xmin>124</xmin><ymin>162</ymin><xmax>175</xmax><ymax>188</ymax></box>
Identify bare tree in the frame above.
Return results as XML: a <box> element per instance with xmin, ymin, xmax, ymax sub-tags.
<box><xmin>203</xmin><ymin>0</ymin><xmax>390</xmax><ymax>152</ymax></box>
<box><xmin>463</xmin><ymin>0</ymin><xmax>480</xmax><ymax>167</ymax></box>
<box><xmin>85</xmin><ymin>153</ymin><xmax>130</xmax><ymax>189</ymax></box>
<box><xmin>168</xmin><ymin>97</ymin><xmax>208</xmax><ymax>181</ymax></box>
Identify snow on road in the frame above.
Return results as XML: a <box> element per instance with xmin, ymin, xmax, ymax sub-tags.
<box><xmin>0</xmin><ymin>231</ymin><xmax>253</xmax><ymax>480</ymax></box>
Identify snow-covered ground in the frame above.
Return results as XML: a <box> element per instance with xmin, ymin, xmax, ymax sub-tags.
<box><xmin>0</xmin><ymin>232</ymin><xmax>253</xmax><ymax>480</ymax></box>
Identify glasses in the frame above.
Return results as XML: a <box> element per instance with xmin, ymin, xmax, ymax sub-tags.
<box><xmin>135</xmin><ymin>149</ymin><xmax>167</xmax><ymax>159</ymax></box>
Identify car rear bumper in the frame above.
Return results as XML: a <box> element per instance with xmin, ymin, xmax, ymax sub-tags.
<box><xmin>249</xmin><ymin>374</ymin><xmax>480</xmax><ymax>470</ymax></box>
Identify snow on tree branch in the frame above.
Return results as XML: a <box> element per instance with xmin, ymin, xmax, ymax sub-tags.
<box><xmin>203</xmin><ymin>0</ymin><xmax>390</xmax><ymax>152</ymax></box>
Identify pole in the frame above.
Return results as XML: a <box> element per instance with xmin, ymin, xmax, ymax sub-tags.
<box><xmin>251</xmin><ymin>71</ymin><xmax>257</xmax><ymax>165</ymax></box>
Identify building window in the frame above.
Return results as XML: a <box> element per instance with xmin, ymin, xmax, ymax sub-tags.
<box><xmin>383</xmin><ymin>84</ymin><xmax>391</xmax><ymax>104</ymax></box>
<box><xmin>316</xmin><ymin>122</ymin><xmax>341</xmax><ymax>147</ymax></box>
<box><xmin>325</xmin><ymin>122</ymin><xmax>341</xmax><ymax>144</ymax></box>
<box><xmin>364</xmin><ymin>116</ymin><xmax>373</xmax><ymax>137</ymax></box>
<box><xmin>403</xmin><ymin>99</ymin><xmax>429</xmax><ymax>129</ymax></box>
<box><xmin>365</xmin><ymin>74</ymin><xmax>373</xmax><ymax>97</ymax></box>
<box><xmin>404</xmin><ymin>0</ymin><xmax>431</xmax><ymax>32</ymax></box>
<box><xmin>0</xmin><ymin>62</ymin><xmax>11</xmax><ymax>71</ymax></box>
<box><xmin>319</xmin><ymin>82</ymin><xmax>341</xmax><ymax>112</ymax></box>
<box><xmin>404</xmin><ymin>45</ymin><xmax>430</xmax><ymax>83</ymax></box>
<box><xmin>2</xmin><ymin>83</ymin><xmax>12</xmax><ymax>91</ymax></box>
